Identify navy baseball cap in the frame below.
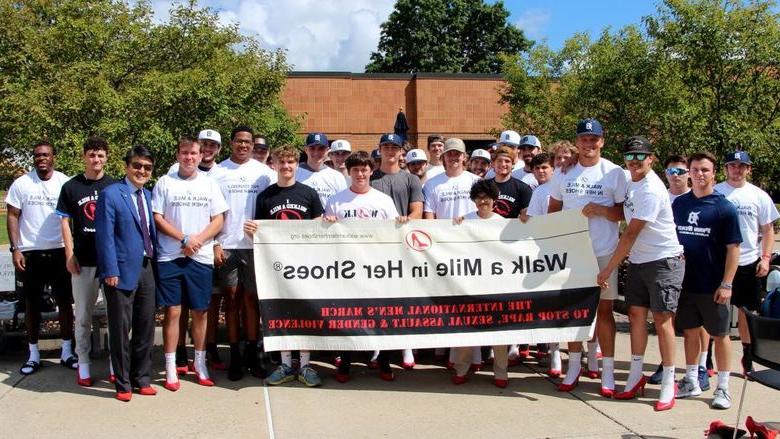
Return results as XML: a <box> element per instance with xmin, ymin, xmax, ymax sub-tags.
<box><xmin>305</xmin><ymin>132</ymin><xmax>328</xmax><ymax>147</ymax></box>
<box><xmin>576</xmin><ymin>118</ymin><xmax>604</xmax><ymax>137</ymax></box>
<box><xmin>379</xmin><ymin>133</ymin><xmax>403</xmax><ymax>147</ymax></box>
<box><xmin>725</xmin><ymin>151</ymin><xmax>752</xmax><ymax>165</ymax></box>
<box><xmin>371</xmin><ymin>149</ymin><xmax>381</xmax><ymax>159</ymax></box>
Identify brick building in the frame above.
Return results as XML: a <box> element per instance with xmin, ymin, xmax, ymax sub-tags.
<box><xmin>281</xmin><ymin>72</ymin><xmax>508</xmax><ymax>151</ymax></box>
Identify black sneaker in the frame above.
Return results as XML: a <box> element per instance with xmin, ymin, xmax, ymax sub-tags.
<box><xmin>648</xmin><ymin>364</ymin><xmax>663</xmax><ymax>385</ymax></box>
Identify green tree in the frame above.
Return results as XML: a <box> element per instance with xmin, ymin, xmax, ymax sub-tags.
<box><xmin>0</xmin><ymin>0</ymin><xmax>299</xmax><ymax>180</ymax></box>
<box><xmin>365</xmin><ymin>0</ymin><xmax>530</xmax><ymax>73</ymax></box>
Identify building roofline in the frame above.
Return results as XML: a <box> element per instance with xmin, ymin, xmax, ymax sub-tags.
<box><xmin>288</xmin><ymin>71</ymin><xmax>503</xmax><ymax>80</ymax></box>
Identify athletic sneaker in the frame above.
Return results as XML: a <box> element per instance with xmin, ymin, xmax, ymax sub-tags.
<box><xmin>297</xmin><ymin>365</ymin><xmax>322</xmax><ymax>387</ymax></box>
<box><xmin>676</xmin><ymin>377</ymin><xmax>702</xmax><ymax>398</ymax></box>
<box><xmin>698</xmin><ymin>366</ymin><xmax>711</xmax><ymax>391</ymax></box>
<box><xmin>266</xmin><ymin>364</ymin><xmax>296</xmax><ymax>385</ymax></box>
<box><xmin>648</xmin><ymin>364</ymin><xmax>663</xmax><ymax>385</ymax></box>
<box><xmin>711</xmin><ymin>387</ymin><xmax>731</xmax><ymax>409</ymax></box>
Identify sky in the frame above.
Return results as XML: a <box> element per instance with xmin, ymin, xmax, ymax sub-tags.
<box><xmin>151</xmin><ymin>0</ymin><xmax>661</xmax><ymax>72</ymax></box>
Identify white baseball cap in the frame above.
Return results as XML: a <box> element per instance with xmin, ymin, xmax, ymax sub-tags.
<box><xmin>198</xmin><ymin>129</ymin><xmax>221</xmax><ymax>145</ymax></box>
<box><xmin>330</xmin><ymin>139</ymin><xmax>352</xmax><ymax>153</ymax></box>
<box><xmin>498</xmin><ymin>130</ymin><xmax>520</xmax><ymax>147</ymax></box>
<box><xmin>470</xmin><ymin>149</ymin><xmax>491</xmax><ymax>162</ymax></box>
<box><xmin>519</xmin><ymin>134</ymin><xmax>542</xmax><ymax>149</ymax></box>
<box><xmin>405</xmin><ymin>149</ymin><xmax>428</xmax><ymax>164</ymax></box>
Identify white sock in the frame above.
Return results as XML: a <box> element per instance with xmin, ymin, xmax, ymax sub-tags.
<box><xmin>194</xmin><ymin>350</ymin><xmax>209</xmax><ymax>380</ymax></box>
<box><xmin>471</xmin><ymin>346</ymin><xmax>482</xmax><ymax>364</ymax></box>
<box><xmin>686</xmin><ymin>364</ymin><xmax>699</xmax><ymax>388</ymax></box>
<box><xmin>281</xmin><ymin>351</ymin><xmax>293</xmax><ymax>367</ymax></box>
<box><xmin>717</xmin><ymin>371</ymin><xmax>730</xmax><ymax>390</ymax></box>
<box><xmin>78</xmin><ymin>362</ymin><xmax>91</xmax><ymax>380</ymax></box>
<box><xmin>624</xmin><ymin>355</ymin><xmax>644</xmax><ymax>391</ymax></box>
<box><xmin>28</xmin><ymin>343</ymin><xmax>40</xmax><ymax>363</ymax></box>
<box><xmin>698</xmin><ymin>352</ymin><xmax>708</xmax><ymax>368</ymax></box>
<box><xmin>61</xmin><ymin>339</ymin><xmax>73</xmax><ymax>360</ymax></box>
<box><xmin>562</xmin><ymin>352</ymin><xmax>582</xmax><ymax>385</ymax></box>
<box><xmin>402</xmin><ymin>349</ymin><xmax>414</xmax><ymax>364</ymax></box>
<box><xmin>165</xmin><ymin>352</ymin><xmax>178</xmax><ymax>382</ymax></box>
<box><xmin>300</xmin><ymin>351</ymin><xmax>311</xmax><ymax>367</ymax></box>
<box><xmin>488</xmin><ymin>348</ymin><xmax>495</xmax><ymax>361</ymax></box>
<box><xmin>109</xmin><ymin>358</ymin><xmax>115</xmax><ymax>376</ymax></box>
<box><xmin>601</xmin><ymin>357</ymin><xmax>615</xmax><ymax>390</ymax></box>
<box><xmin>587</xmin><ymin>341</ymin><xmax>599</xmax><ymax>371</ymax></box>
<box><xmin>549</xmin><ymin>343</ymin><xmax>561</xmax><ymax>371</ymax></box>
<box><xmin>371</xmin><ymin>350</ymin><xmax>380</xmax><ymax>362</ymax></box>
<box><xmin>507</xmin><ymin>344</ymin><xmax>519</xmax><ymax>359</ymax></box>
<box><xmin>659</xmin><ymin>366</ymin><xmax>675</xmax><ymax>402</ymax></box>
<box><xmin>448</xmin><ymin>348</ymin><xmax>456</xmax><ymax>364</ymax></box>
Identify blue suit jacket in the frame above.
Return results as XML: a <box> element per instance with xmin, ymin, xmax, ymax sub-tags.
<box><xmin>95</xmin><ymin>180</ymin><xmax>158</xmax><ymax>291</ymax></box>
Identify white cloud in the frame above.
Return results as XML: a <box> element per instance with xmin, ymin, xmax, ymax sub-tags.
<box><xmin>515</xmin><ymin>8</ymin><xmax>551</xmax><ymax>41</ymax></box>
<box><xmin>151</xmin><ymin>0</ymin><xmax>395</xmax><ymax>72</ymax></box>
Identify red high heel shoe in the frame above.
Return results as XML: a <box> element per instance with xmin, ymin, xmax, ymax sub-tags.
<box><xmin>705</xmin><ymin>420</ymin><xmax>746</xmax><ymax>438</ymax></box>
<box><xmin>746</xmin><ymin>416</ymin><xmax>778</xmax><ymax>439</ymax></box>
<box><xmin>654</xmin><ymin>386</ymin><xmax>676</xmax><ymax>412</ymax></box>
<box><xmin>547</xmin><ymin>369</ymin><xmax>561</xmax><ymax>378</ymax></box>
<box><xmin>614</xmin><ymin>375</ymin><xmax>648</xmax><ymax>400</ymax></box>
<box><xmin>557</xmin><ymin>371</ymin><xmax>581</xmax><ymax>392</ymax></box>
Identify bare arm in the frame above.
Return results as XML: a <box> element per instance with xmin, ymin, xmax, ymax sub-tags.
<box><xmin>715</xmin><ymin>243</ymin><xmax>741</xmax><ymax>304</ymax></box>
<box><xmin>547</xmin><ymin>198</ymin><xmax>562</xmax><ymax>214</ymax></box>
<box><xmin>7</xmin><ymin>206</ymin><xmax>24</xmax><ymax>271</ymax></box>
<box><xmin>61</xmin><ymin>216</ymin><xmax>80</xmax><ymax>274</ymax></box>
<box><xmin>757</xmin><ymin>222</ymin><xmax>775</xmax><ymax>277</ymax></box>
<box><xmin>408</xmin><ymin>201</ymin><xmax>423</xmax><ymax>219</ymax></box>
<box><xmin>582</xmin><ymin>202</ymin><xmax>625</xmax><ymax>222</ymax></box>
<box><xmin>423</xmin><ymin>211</ymin><xmax>436</xmax><ymax>220</ymax></box>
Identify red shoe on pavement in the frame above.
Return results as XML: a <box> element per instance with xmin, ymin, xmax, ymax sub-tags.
<box><xmin>137</xmin><ymin>386</ymin><xmax>157</xmax><ymax>396</ymax></box>
<box><xmin>76</xmin><ymin>375</ymin><xmax>93</xmax><ymax>387</ymax></box>
<box><xmin>451</xmin><ymin>375</ymin><xmax>466</xmax><ymax>385</ymax></box>
<box><xmin>164</xmin><ymin>380</ymin><xmax>180</xmax><ymax>392</ymax></box>
<box><xmin>116</xmin><ymin>391</ymin><xmax>132</xmax><ymax>402</ymax></box>
<box><xmin>494</xmin><ymin>379</ymin><xmax>508</xmax><ymax>389</ymax></box>
<box><xmin>335</xmin><ymin>373</ymin><xmax>350</xmax><ymax>383</ymax></box>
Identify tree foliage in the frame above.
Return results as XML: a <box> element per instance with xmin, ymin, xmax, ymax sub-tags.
<box><xmin>500</xmin><ymin>0</ymin><xmax>780</xmax><ymax>190</ymax></box>
<box><xmin>0</xmin><ymin>0</ymin><xmax>299</xmax><ymax>181</ymax></box>
<box><xmin>365</xmin><ymin>0</ymin><xmax>530</xmax><ymax>73</ymax></box>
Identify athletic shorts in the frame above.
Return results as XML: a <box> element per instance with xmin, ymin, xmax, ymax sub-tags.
<box><xmin>16</xmin><ymin>249</ymin><xmax>72</xmax><ymax>309</ymax></box>
<box><xmin>625</xmin><ymin>255</ymin><xmax>684</xmax><ymax>313</ymax></box>
<box><xmin>675</xmin><ymin>293</ymin><xmax>731</xmax><ymax>337</ymax></box>
<box><xmin>214</xmin><ymin>249</ymin><xmax>257</xmax><ymax>293</ymax></box>
<box><xmin>596</xmin><ymin>254</ymin><xmax>619</xmax><ymax>300</ymax></box>
<box><xmin>731</xmin><ymin>259</ymin><xmax>761</xmax><ymax>311</ymax></box>
<box><xmin>157</xmin><ymin>258</ymin><xmax>213</xmax><ymax>311</ymax></box>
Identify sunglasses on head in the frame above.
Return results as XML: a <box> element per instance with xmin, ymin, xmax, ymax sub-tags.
<box><xmin>665</xmin><ymin>167</ymin><xmax>689</xmax><ymax>176</ymax></box>
<box><xmin>624</xmin><ymin>152</ymin><xmax>649</xmax><ymax>161</ymax></box>
<box><xmin>130</xmin><ymin>162</ymin><xmax>153</xmax><ymax>172</ymax></box>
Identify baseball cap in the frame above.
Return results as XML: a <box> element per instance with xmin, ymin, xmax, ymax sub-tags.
<box><xmin>470</xmin><ymin>149</ymin><xmax>491</xmax><ymax>162</ymax></box>
<box><xmin>406</xmin><ymin>149</ymin><xmax>428</xmax><ymax>164</ymax></box>
<box><xmin>498</xmin><ymin>130</ymin><xmax>520</xmax><ymax>147</ymax></box>
<box><xmin>198</xmin><ymin>129</ymin><xmax>221</xmax><ymax>145</ymax></box>
<box><xmin>623</xmin><ymin>136</ymin><xmax>653</xmax><ymax>154</ymax></box>
<box><xmin>379</xmin><ymin>133</ymin><xmax>403</xmax><ymax>147</ymax></box>
<box><xmin>442</xmin><ymin>138</ymin><xmax>466</xmax><ymax>154</ymax></box>
<box><xmin>576</xmin><ymin>118</ymin><xmax>604</xmax><ymax>137</ymax></box>
<box><xmin>305</xmin><ymin>132</ymin><xmax>328</xmax><ymax>147</ymax></box>
<box><xmin>371</xmin><ymin>149</ymin><xmax>381</xmax><ymax>160</ymax></box>
<box><xmin>253</xmin><ymin>138</ymin><xmax>268</xmax><ymax>150</ymax></box>
<box><xmin>330</xmin><ymin>139</ymin><xmax>352</xmax><ymax>153</ymax></box>
<box><xmin>724</xmin><ymin>151</ymin><xmax>752</xmax><ymax>165</ymax></box>
<box><xmin>519</xmin><ymin>134</ymin><xmax>541</xmax><ymax>149</ymax></box>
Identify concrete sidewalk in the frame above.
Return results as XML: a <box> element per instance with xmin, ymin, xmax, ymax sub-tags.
<box><xmin>0</xmin><ymin>331</ymin><xmax>778</xmax><ymax>439</ymax></box>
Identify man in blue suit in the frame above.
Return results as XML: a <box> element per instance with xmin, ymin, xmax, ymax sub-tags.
<box><xmin>95</xmin><ymin>146</ymin><xmax>158</xmax><ymax>402</ymax></box>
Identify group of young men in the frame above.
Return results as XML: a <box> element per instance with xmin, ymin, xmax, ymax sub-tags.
<box><xmin>6</xmin><ymin>118</ymin><xmax>776</xmax><ymax>411</ymax></box>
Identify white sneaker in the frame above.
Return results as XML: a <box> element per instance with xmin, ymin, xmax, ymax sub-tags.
<box><xmin>676</xmin><ymin>377</ymin><xmax>702</xmax><ymax>398</ymax></box>
<box><xmin>711</xmin><ymin>387</ymin><xmax>731</xmax><ymax>409</ymax></box>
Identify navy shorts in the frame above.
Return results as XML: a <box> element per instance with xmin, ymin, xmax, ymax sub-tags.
<box><xmin>157</xmin><ymin>258</ymin><xmax>213</xmax><ymax>311</ymax></box>
<box><xmin>732</xmin><ymin>259</ymin><xmax>761</xmax><ymax>311</ymax></box>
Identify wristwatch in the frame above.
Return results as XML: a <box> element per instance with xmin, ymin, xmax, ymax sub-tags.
<box><xmin>9</xmin><ymin>244</ymin><xmax>17</xmax><ymax>253</ymax></box>
<box><xmin>180</xmin><ymin>235</ymin><xmax>189</xmax><ymax>248</ymax></box>
<box><xmin>720</xmin><ymin>282</ymin><xmax>733</xmax><ymax>290</ymax></box>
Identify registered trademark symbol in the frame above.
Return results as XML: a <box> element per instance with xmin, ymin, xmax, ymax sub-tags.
<box><xmin>273</xmin><ymin>262</ymin><xmax>282</xmax><ymax>271</ymax></box>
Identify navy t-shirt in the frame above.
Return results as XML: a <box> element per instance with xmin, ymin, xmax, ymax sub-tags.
<box><xmin>672</xmin><ymin>190</ymin><xmax>742</xmax><ymax>295</ymax></box>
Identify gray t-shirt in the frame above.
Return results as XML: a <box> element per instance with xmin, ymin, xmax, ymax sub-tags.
<box><xmin>370</xmin><ymin>169</ymin><xmax>424</xmax><ymax>216</ymax></box>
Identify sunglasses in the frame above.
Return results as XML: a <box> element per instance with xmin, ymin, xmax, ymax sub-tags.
<box><xmin>665</xmin><ymin>167</ymin><xmax>689</xmax><ymax>176</ymax></box>
<box><xmin>130</xmin><ymin>162</ymin><xmax>153</xmax><ymax>172</ymax></box>
<box><xmin>624</xmin><ymin>152</ymin><xmax>649</xmax><ymax>161</ymax></box>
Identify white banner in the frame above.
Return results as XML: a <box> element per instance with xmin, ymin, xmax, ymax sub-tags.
<box><xmin>253</xmin><ymin>209</ymin><xmax>600</xmax><ymax>351</ymax></box>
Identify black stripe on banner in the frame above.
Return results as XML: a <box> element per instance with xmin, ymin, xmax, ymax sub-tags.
<box><xmin>260</xmin><ymin>287</ymin><xmax>599</xmax><ymax>337</ymax></box>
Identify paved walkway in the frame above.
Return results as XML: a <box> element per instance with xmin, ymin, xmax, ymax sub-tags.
<box><xmin>1</xmin><ymin>331</ymin><xmax>778</xmax><ymax>438</ymax></box>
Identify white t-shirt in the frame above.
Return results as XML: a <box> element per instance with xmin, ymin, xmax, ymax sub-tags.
<box><xmin>325</xmin><ymin>188</ymin><xmax>399</xmax><ymax>220</ymax></box>
<box><xmin>423</xmin><ymin>171</ymin><xmax>481</xmax><ymax>219</ymax></box>
<box><xmin>714</xmin><ymin>181</ymin><xmax>780</xmax><ymax>265</ymax></box>
<box><xmin>297</xmin><ymin>163</ymin><xmax>348</xmax><ymax>209</ymax></box>
<box><xmin>549</xmin><ymin>159</ymin><xmax>627</xmax><ymax>257</ymax></box>
<box><xmin>668</xmin><ymin>189</ymin><xmax>689</xmax><ymax>204</ymax></box>
<box><xmin>623</xmin><ymin>171</ymin><xmax>683</xmax><ymax>264</ymax></box>
<box><xmin>5</xmin><ymin>171</ymin><xmax>70</xmax><ymax>251</ymax></box>
<box><xmin>519</xmin><ymin>172</ymin><xmax>539</xmax><ymax>190</ymax></box>
<box><xmin>214</xmin><ymin>158</ymin><xmax>276</xmax><ymax>249</ymax></box>
<box><xmin>464</xmin><ymin>211</ymin><xmax>502</xmax><ymax>220</ymax></box>
<box><xmin>526</xmin><ymin>182</ymin><xmax>552</xmax><ymax>217</ymax></box>
<box><xmin>425</xmin><ymin>164</ymin><xmax>445</xmax><ymax>181</ymax></box>
<box><xmin>152</xmin><ymin>172</ymin><xmax>228</xmax><ymax>265</ymax></box>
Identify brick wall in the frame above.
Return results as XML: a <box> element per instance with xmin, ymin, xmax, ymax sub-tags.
<box><xmin>281</xmin><ymin>72</ymin><xmax>508</xmax><ymax>151</ymax></box>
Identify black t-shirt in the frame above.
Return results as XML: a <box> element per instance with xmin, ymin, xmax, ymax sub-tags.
<box><xmin>254</xmin><ymin>182</ymin><xmax>324</xmax><ymax>220</ymax></box>
<box><xmin>490</xmin><ymin>177</ymin><xmax>533</xmax><ymax>218</ymax></box>
<box><xmin>55</xmin><ymin>174</ymin><xmax>117</xmax><ymax>266</ymax></box>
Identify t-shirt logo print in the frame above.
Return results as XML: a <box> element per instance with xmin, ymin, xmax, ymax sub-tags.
<box><xmin>687</xmin><ymin>211</ymin><xmax>700</xmax><ymax>226</ymax></box>
<box><xmin>275</xmin><ymin>209</ymin><xmax>303</xmax><ymax>220</ymax></box>
<box><xmin>83</xmin><ymin>201</ymin><xmax>97</xmax><ymax>221</ymax></box>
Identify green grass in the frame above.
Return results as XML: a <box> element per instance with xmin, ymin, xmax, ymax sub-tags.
<box><xmin>0</xmin><ymin>213</ymin><xmax>6</xmax><ymax>245</ymax></box>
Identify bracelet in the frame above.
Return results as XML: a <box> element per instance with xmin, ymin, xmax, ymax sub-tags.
<box><xmin>180</xmin><ymin>234</ymin><xmax>190</xmax><ymax>248</ymax></box>
<box><xmin>720</xmin><ymin>282</ymin><xmax>733</xmax><ymax>290</ymax></box>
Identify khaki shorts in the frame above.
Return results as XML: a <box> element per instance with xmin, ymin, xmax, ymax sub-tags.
<box><xmin>596</xmin><ymin>254</ymin><xmax>619</xmax><ymax>300</ymax></box>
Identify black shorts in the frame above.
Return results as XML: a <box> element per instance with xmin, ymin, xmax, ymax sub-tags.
<box><xmin>675</xmin><ymin>293</ymin><xmax>731</xmax><ymax>337</ymax></box>
<box><xmin>731</xmin><ymin>259</ymin><xmax>761</xmax><ymax>310</ymax></box>
<box><xmin>16</xmin><ymin>249</ymin><xmax>72</xmax><ymax>310</ymax></box>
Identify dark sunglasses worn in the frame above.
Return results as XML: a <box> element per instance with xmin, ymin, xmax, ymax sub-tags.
<box><xmin>665</xmin><ymin>167</ymin><xmax>689</xmax><ymax>176</ymax></box>
<box><xmin>624</xmin><ymin>152</ymin><xmax>649</xmax><ymax>161</ymax></box>
<box><xmin>130</xmin><ymin>162</ymin><xmax>153</xmax><ymax>172</ymax></box>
